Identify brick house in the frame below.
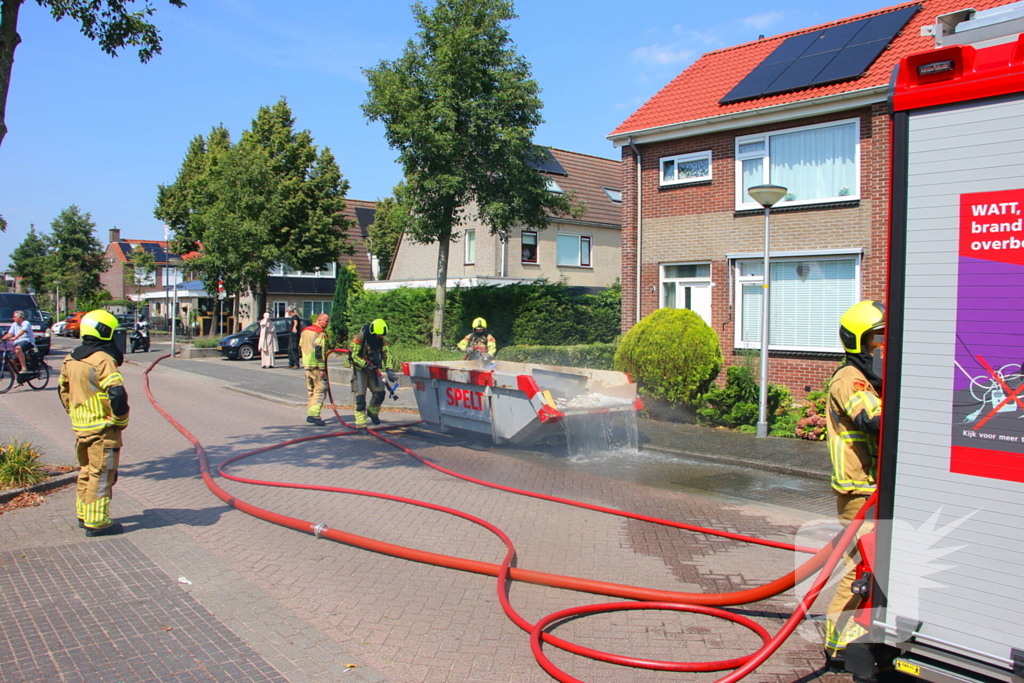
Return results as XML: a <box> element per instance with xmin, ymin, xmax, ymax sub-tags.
<box><xmin>608</xmin><ymin>0</ymin><xmax>1008</xmax><ymax>398</ymax></box>
<box><xmin>99</xmin><ymin>229</ymin><xmax>194</xmax><ymax>307</ymax></box>
<box><xmin>378</xmin><ymin>147</ymin><xmax>622</xmax><ymax>292</ymax></box>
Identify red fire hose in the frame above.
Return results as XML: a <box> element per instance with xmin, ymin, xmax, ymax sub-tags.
<box><xmin>142</xmin><ymin>353</ymin><xmax>870</xmax><ymax>681</ymax></box>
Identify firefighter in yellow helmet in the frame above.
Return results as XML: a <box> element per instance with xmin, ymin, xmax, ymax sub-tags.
<box><xmin>457</xmin><ymin>317</ymin><xmax>497</xmax><ymax>359</ymax></box>
<box><xmin>300</xmin><ymin>313</ymin><xmax>330</xmax><ymax>426</ymax></box>
<box><xmin>58</xmin><ymin>310</ymin><xmax>129</xmax><ymax>537</ymax></box>
<box><xmin>349</xmin><ymin>318</ymin><xmax>396</xmax><ymax>429</ymax></box>
<box><xmin>824</xmin><ymin>300</ymin><xmax>885</xmax><ymax>670</ymax></box>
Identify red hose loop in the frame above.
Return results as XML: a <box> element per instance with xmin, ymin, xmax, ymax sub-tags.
<box><xmin>142</xmin><ymin>353</ymin><xmax>858</xmax><ymax>682</ymax></box>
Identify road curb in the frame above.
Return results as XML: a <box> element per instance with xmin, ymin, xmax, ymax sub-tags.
<box><xmin>643</xmin><ymin>445</ymin><xmax>830</xmax><ymax>482</ymax></box>
<box><xmin>0</xmin><ymin>471</ymin><xmax>77</xmax><ymax>505</ymax></box>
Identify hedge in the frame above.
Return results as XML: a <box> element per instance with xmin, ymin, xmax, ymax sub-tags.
<box><xmin>496</xmin><ymin>343</ymin><xmax>617</xmax><ymax>370</ymax></box>
<box><xmin>346</xmin><ymin>280</ymin><xmax>620</xmax><ymax>348</ymax></box>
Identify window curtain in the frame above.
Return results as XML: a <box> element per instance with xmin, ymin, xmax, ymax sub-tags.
<box><xmin>556</xmin><ymin>234</ymin><xmax>578</xmax><ymax>266</ymax></box>
<box><xmin>769</xmin><ymin>124</ymin><xmax>856</xmax><ymax>202</ymax></box>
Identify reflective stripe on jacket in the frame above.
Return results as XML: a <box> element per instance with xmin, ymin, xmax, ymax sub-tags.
<box><xmin>827</xmin><ymin>364</ymin><xmax>881</xmax><ymax>494</ymax></box>
<box><xmin>457</xmin><ymin>332</ymin><xmax>496</xmax><ymax>355</ymax></box>
<box><xmin>58</xmin><ymin>353</ymin><xmax>129</xmax><ymax>435</ymax></box>
<box><xmin>299</xmin><ymin>325</ymin><xmax>326</xmax><ymax>369</ymax></box>
<box><xmin>349</xmin><ymin>328</ymin><xmax>393</xmax><ymax>371</ymax></box>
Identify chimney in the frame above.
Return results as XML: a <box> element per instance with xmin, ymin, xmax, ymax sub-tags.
<box><xmin>109</xmin><ymin>227</ymin><xmax>121</xmax><ymax>244</ymax></box>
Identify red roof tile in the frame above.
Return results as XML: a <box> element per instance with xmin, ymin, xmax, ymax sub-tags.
<box><xmin>610</xmin><ymin>0</ymin><xmax>1013</xmax><ymax>137</ymax></box>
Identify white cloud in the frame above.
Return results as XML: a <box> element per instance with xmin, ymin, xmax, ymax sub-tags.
<box><xmin>631</xmin><ymin>43</ymin><xmax>694</xmax><ymax>66</ymax></box>
<box><xmin>743</xmin><ymin>10</ymin><xmax>784</xmax><ymax>31</ymax></box>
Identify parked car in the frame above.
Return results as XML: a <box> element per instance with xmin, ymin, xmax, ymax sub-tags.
<box><xmin>217</xmin><ymin>317</ymin><xmax>309</xmax><ymax>361</ymax></box>
<box><xmin>50</xmin><ymin>319</ymin><xmax>67</xmax><ymax>336</ymax></box>
<box><xmin>40</xmin><ymin>311</ymin><xmax>54</xmax><ymax>326</ymax></box>
<box><xmin>0</xmin><ymin>293</ymin><xmax>52</xmax><ymax>356</ymax></box>
<box><xmin>63</xmin><ymin>312</ymin><xmax>87</xmax><ymax>338</ymax></box>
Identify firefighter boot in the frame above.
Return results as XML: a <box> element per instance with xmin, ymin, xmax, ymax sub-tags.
<box><xmin>354</xmin><ymin>411</ymin><xmax>368</xmax><ymax>429</ymax></box>
<box><xmin>307</xmin><ymin>415</ymin><xmax>326</xmax><ymax>427</ymax></box>
<box><xmin>368</xmin><ymin>406</ymin><xmax>381</xmax><ymax>426</ymax></box>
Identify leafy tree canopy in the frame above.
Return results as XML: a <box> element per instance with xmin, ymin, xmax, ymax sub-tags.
<box><xmin>1</xmin><ymin>0</ymin><xmax>185</xmax><ymax>147</ymax></box>
<box><xmin>47</xmin><ymin>205</ymin><xmax>107</xmax><ymax>300</ymax></box>
<box><xmin>362</xmin><ymin>0</ymin><xmax>578</xmax><ymax>346</ymax></box>
<box><xmin>8</xmin><ymin>225</ymin><xmax>49</xmax><ymax>294</ymax></box>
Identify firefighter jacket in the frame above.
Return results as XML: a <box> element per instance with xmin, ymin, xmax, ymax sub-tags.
<box><xmin>299</xmin><ymin>324</ymin><xmax>327</xmax><ymax>370</ymax></box>
<box><xmin>58</xmin><ymin>351</ymin><xmax>129</xmax><ymax>436</ymax></box>
<box><xmin>827</xmin><ymin>363</ymin><xmax>882</xmax><ymax>495</ymax></box>
<box><xmin>349</xmin><ymin>327</ymin><xmax>393</xmax><ymax>372</ymax></box>
<box><xmin>457</xmin><ymin>331</ymin><xmax>497</xmax><ymax>355</ymax></box>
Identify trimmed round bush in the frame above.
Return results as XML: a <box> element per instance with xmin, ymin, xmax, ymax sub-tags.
<box><xmin>614</xmin><ymin>308</ymin><xmax>722</xmax><ymax>406</ymax></box>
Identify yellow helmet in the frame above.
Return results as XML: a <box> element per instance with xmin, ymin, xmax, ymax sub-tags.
<box><xmin>839</xmin><ymin>301</ymin><xmax>885</xmax><ymax>354</ymax></box>
<box><xmin>80</xmin><ymin>310</ymin><xmax>119</xmax><ymax>342</ymax></box>
<box><xmin>472</xmin><ymin>317</ymin><xmax>487</xmax><ymax>330</ymax></box>
<box><xmin>370</xmin><ymin>319</ymin><xmax>388</xmax><ymax>335</ymax></box>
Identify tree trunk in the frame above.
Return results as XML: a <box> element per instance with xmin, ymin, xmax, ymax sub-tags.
<box><xmin>0</xmin><ymin>0</ymin><xmax>23</xmax><ymax>149</ymax></box>
<box><xmin>431</xmin><ymin>224</ymin><xmax>453</xmax><ymax>349</ymax></box>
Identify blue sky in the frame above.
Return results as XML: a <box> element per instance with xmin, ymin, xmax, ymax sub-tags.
<box><xmin>1</xmin><ymin>0</ymin><xmax>892</xmax><ymax>269</ymax></box>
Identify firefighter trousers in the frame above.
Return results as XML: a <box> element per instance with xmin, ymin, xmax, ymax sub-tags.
<box><xmin>351</xmin><ymin>368</ymin><xmax>385</xmax><ymax>427</ymax></box>
<box><xmin>75</xmin><ymin>427</ymin><xmax>122</xmax><ymax>530</ymax></box>
<box><xmin>305</xmin><ymin>369</ymin><xmax>325</xmax><ymax>417</ymax></box>
<box><xmin>825</xmin><ymin>492</ymin><xmax>874</xmax><ymax>656</ymax></box>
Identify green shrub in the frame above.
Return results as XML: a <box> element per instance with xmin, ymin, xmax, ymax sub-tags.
<box><xmin>497</xmin><ymin>343</ymin><xmax>617</xmax><ymax>370</ymax></box>
<box><xmin>387</xmin><ymin>344</ymin><xmax>465</xmax><ymax>366</ymax></box>
<box><xmin>795</xmin><ymin>379</ymin><xmax>831</xmax><ymax>441</ymax></box>
<box><xmin>614</xmin><ymin>308</ymin><xmax>722</xmax><ymax>406</ymax></box>
<box><xmin>0</xmin><ymin>439</ymin><xmax>46</xmax><ymax>488</ymax></box>
<box><xmin>191</xmin><ymin>336</ymin><xmax>221</xmax><ymax>349</ymax></box>
<box><xmin>697</xmin><ymin>365</ymin><xmax>792</xmax><ymax>430</ymax></box>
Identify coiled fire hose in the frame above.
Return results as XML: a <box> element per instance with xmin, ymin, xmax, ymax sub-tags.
<box><xmin>142</xmin><ymin>352</ymin><xmax>874</xmax><ymax>682</ymax></box>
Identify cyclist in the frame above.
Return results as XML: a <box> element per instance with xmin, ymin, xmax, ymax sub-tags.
<box><xmin>2</xmin><ymin>310</ymin><xmax>35</xmax><ymax>375</ymax></box>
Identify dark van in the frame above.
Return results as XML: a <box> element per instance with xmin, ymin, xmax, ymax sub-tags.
<box><xmin>0</xmin><ymin>293</ymin><xmax>52</xmax><ymax>356</ymax></box>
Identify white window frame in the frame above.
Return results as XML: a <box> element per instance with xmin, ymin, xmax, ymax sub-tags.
<box><xmin>556</xmin><ymin>232</ymin><xmax>592</xmax><ymax>268</ymax></box>
<box><xmin>272</xmin><ymin>301</ymin><xmax>288</xmax><ymax>318</ymax></box>
<box><xmin>269</xmin><ymin>262</ymin><xmax>338</xmax><ymax>278</ymax></box>
<box><xmin>521</xmin><ymin>230</ymin><xmax>539</xmax><ymax>264</ymax></box>
<box><xmin>301</xmin><ymin>300</ymin><xmax>333</xmax><ymax>320</ymax></box>
<box><xmin>660</xmin><ymin>150</ymin><xmax>712</xmax><ymax>187</ymax></box>
<box><xmin>733</xmin><ymin>252</ymin><xmax>861</xmax><ymax>353</ymax></box>
<box><xmin>464</xmin><ymin>229</ymin><xmax>476</xmax><ymax>265</ymax></box>
<box><xmin>659</xmin><ymin>262</ymin><xmax>713</xmax><ymax>324</ymax></box>
<box><xmin>734</xmin><ymin>118</ymin><xmax>861</xmax><ymax>211</ymax></box>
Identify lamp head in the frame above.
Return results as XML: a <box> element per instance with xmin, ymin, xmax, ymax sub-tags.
<box><xmin>747</xmin><ymin>184</ymin><xmax>788</xmax><ymax>208</ymax></box>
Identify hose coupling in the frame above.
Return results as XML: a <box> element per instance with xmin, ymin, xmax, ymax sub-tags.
<box><xmin>312</xmin><ymin>523</ymin><xmax>328</xmax><ymax>539</ymax></box>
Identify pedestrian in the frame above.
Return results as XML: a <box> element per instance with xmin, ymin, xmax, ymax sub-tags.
<box><xmin>348</xmin><ymin>318</ymin><xmax>396</xmax><ymax>429</ymax></box>
<box><xmin>287</xmin><ymin>305</ymin><xmax>301</xmax><ymax>369</ymax></box>
<box><xmin>300</xmin><ymin>312</ymin><xmax>329</xmax><ymax>426</ymax></box>
<box><xmin>58</xmin><ymin>310</ymin><xmax>129</xmax><ymax>537</ymax></box>
<box><xmin>258</xmin><ymin>312</ymin><xmax>278</xmax><ymax>368</ymax></box>
<box><xmin>824</xmin><ymin>300</ymin><xmax>885</xmax><ymax>672</ymax></box>
<box><xmin>457</xmin><ymin>317</ymin><xmax>497</xmax><ymax>359</ymax></box>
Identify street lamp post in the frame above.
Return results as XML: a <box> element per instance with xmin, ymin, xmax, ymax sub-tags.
<box><xmin>746</xmin><ymin>184</ymin><xmax>788</xmax><ymax>438</ymax></box>
<box><xmin>167</xmin><ymin>254</ymin><xmax>184</xmax><ymax>357</ymax></box>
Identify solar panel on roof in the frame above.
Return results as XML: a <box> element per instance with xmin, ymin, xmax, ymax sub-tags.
<box><xmin>719</xmin><ymin>5</ymin><xmax>919</xmax><ymax>104</ymax></box>
<box><xmin>526</xmin><ymin>147</ymin><xmax>567</xmax><ymax>176</ymax></box>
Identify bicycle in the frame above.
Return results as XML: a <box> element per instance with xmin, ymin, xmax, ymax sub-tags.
<box><xmin>0</xmin><ymin>342</ymin><xmax>50</xmax><ymax>394</ymax></box>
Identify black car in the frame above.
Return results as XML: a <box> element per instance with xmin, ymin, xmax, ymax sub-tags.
<box><xmin>0</xmin><ymin>293</ymin><xmax>51</xmax><ymax>356</ymax></box>
<box><xmin>217</xmin><ymin>317</ymin><xmax>309</xmax><ymax>361</ymax></box>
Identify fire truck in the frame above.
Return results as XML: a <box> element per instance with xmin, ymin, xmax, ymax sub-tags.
<box><xmin>857</xmin><ymin>4</ymin><xmax>1024</xmax><ymax>682</ymax></box>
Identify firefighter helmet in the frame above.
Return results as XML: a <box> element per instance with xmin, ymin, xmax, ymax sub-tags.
<box><xmin>472</xmin><ymin>317</ymin><xmax>487</xmax><ymax>331</ymax></box>
<box><xmin>80</xmin><ymin>310</ymin><xmax>119</xmax><ymax>342</ymax></box>
<box><xmin>839</xmin><ymin>301</ymin><xmax>885</xmax><ymax>354</ymax></box>
<box><xmin>370</xmin><ymin>319</ymin><xmax>388</xmax><ymax>336</ymax></box>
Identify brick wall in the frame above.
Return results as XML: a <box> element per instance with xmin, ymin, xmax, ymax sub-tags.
<box><xmin>620</xmin><ymin>104</ymin><xmax>891</xmax><ymax>399</ymax></box>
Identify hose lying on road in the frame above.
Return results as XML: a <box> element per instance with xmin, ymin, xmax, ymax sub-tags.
<box><xmin>143</xmin><ymin>353</ymin><xmax>869</xmax><ymax>682</ymax></box>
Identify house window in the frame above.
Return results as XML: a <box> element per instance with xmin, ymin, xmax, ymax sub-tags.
<box><xmin>134</xmin><ymin>267</ymin><xmax>156</xmax><ymax>286</ymax></box>
<box><xmin>465</xmin><ymin>229</ymin><xmax>476</xmax><ymax>264</ymax></box>
<box><xmin>734</xmin><ymin>255</ymin><xmax>859</xmax><ymax>352</ymax></box>
<box><xmin>603</xmin><ymin>187</ymin><xmax>622</xmax><ymax>203</ymax></box>
<box><xmin>660</xmin><ymin>263</ymin><xmax>712</xmax><ymax>324</ymax></box>
<box><xmin>735</xmin><ymin>119</ymin><xmax>859</xmax><ymax>209</ymax></box>
<box><xmin>273</xmin><ymin>301</ymin><xmax>287</xmax><ymax>318</ymax></box>
<box><xmin>556</xmin><ymin>233</ymin><xmax>592</xmax><ymax>267</ymax></box>
<box><xmin>660</xmin><ymin>151</ymin><xmax>712</xmax><ymax>186</ymax></box>
<box><xmin>270</xmin><ymin>262</ymin><xmax>337</xmax><ymax>278</ymax></box>
<box><xmin>545</xmin><ymin>178</ymin><xmax>564</xmax><ymax>193</ymax></box>
<box><xmin>301</xmin><ymin>301</ymin><xmax>333</xmax><ymax>320</ymax></box>
<box><xmin>521</xmin><ymin>231</ymin><xmax>538</xmax><ymax>264</ymax></box>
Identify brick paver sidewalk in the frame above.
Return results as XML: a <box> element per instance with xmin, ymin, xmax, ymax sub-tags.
<box><xmin>1</xmin><ymin>359</ymin><xmax>848</xmax><ymax>683</ymax></box>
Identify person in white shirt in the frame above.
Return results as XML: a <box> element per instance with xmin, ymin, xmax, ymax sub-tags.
<box><xmin>2</xmin><ymin>310</ymin><xmax>35</xmax><ymax>374</ymax></box>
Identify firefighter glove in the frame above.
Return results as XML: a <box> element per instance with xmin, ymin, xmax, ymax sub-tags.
<box><xmin>386</xmin><ymin>369</ymin><xmax>397</xmax><ymax>384</ymax></box>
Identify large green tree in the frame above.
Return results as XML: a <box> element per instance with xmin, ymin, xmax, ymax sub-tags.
<box><xmin>363</xmin><ymin>0</ymin><xmax>576</xmax><ymax>348</ymax></box>
<box><xmin>47</xmin><ymin>205</ymin><xmax>107</xmax><ymax>302</ymax></box>
<box><xmin>0</xmin><ymin>0</ymin><xmax>185</xmax><ymax>148</ymax></box>
<box><xmin>368</xmin><ymin>183</ymin><xmax>412</xmax><ymax>280</ymax></box>
<box><xmin>8</xmin><ymin>224</ymin><xmax>49</xmax><ymax>294</ymax></box>
<box><xmin>155</xmin><ymin>99</ymin><xmax>352</xmax><ymax>314</ymax></box>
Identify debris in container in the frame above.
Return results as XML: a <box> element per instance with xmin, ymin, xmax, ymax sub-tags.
<box><xmin>556</xmin><ymin>393</ymin><xmax>634</xmax><ymax>409</ymax></box>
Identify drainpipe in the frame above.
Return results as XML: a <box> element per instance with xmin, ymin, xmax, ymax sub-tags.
<box><xmin>500</xmin><ymin>235</ymin><xmax>507</xmax><ymax>278</ymax></box>
<box><xmin>627</xmin><ymin>137</ymin><xmax>642</xmax><ymax>324</ymax></box>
